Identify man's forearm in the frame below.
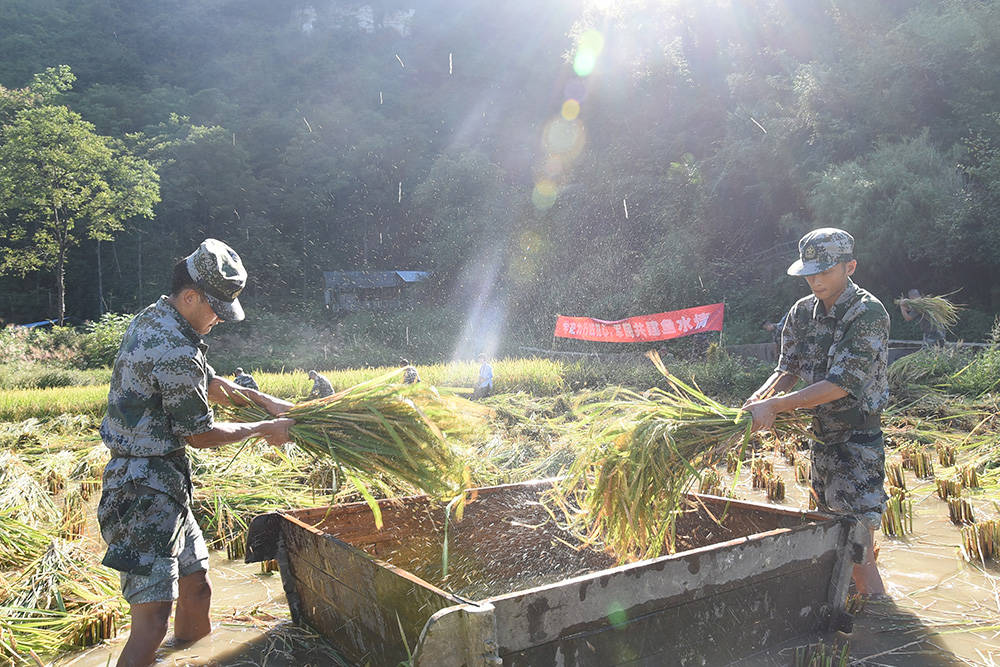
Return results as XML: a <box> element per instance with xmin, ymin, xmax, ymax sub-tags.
<box><xmin>209</xmin><ymin>377</ymin><xmax>289</xmax><ymax>414</ymax></box>
<box><xmin>185</xmin><ymin>421</ymin><xmax>279</xmax><ymax>449</ymax></box>
<box><xmin>749</xmin><ymin>371</ymin><xmax>798</xmax><ymax>402</ymax></box>
<box><xmin>770</xmin><ymin>380</ymin><xmax>848</xmax><ymax>413</ymax></box>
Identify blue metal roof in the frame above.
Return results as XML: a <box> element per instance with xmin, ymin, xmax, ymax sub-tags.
<box><xmin>323</xmin><ymin>270</ymin><xmax>430</xmax><ymax>290</ymax></box>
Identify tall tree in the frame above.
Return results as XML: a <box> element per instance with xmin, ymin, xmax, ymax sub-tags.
<box><xmin>0</xmin><ymin>70</ymin><xmax>159</xmax><ymax>324</ymax></box>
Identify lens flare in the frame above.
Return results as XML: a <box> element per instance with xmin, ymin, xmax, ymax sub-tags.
<box><xmin>532</xmin><ymin>179</ymin><xmax>558</xmax><ymax>210</ymax></box>
<box><xmin>561</xmin><ymin>99</ymin><xmax>581</xmax><ymax>120</ymax></box>
<box><xmin>542</xmin><ymin>117</ymin><xmax>585</xmax><ymax>159</ymax></box>
<box><xmin>573</xmin><ymin>29</ymin><xmax>605</xmax><ymax>77</ymax></box>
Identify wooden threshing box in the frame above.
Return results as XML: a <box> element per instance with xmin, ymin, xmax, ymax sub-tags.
<box><xmin>246</xmin><ymin>480</ymin><xmax>866</xmax><ymax>666</ymax></box>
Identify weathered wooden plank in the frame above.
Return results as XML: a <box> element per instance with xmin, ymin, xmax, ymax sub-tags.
<box><xmin>500</xmin><ymin>552</ymin><xmax>837</xmax><ymax>666</ymax></box>
<box><xmin>489</xmin><ymin>520</ymin><xmax>848</xmax><ymax>654</ymax></box>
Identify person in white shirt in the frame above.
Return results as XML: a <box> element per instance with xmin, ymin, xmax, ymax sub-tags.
<box><xmin>472</xmin><ymin>353</ymin><xmax>493</xmax><ymax>399</ymax></box>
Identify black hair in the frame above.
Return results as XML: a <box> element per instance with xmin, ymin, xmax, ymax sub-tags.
<box><xmin>171</xmin><ymin>259</ymin><xmax>198</xmax><ymax>296</ymax></box>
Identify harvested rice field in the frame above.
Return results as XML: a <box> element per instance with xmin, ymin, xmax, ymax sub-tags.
<box><xmin>1</xmin><ymin>363</ymin><xmax>998</xmax><ymax>666</ymax></box>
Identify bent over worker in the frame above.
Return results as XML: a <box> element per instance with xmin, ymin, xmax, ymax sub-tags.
<box><xmin>98</xmin><ymin>239</ymin><xmax>294</xmax><ymax>667</ymax></box>
<box><xmin>743</xmin><ymin>228</ymin><xmax>889</xmax><ymax>598</ymax></box>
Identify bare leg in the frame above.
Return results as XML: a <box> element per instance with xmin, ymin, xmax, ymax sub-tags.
<box><xmin>851</xmin><ymin>525</ymin><xmax>886</xmax><ymax>596</ymax></box>
<box><xmin>173</xmin><ymin>570</ymin><xmax>213</xmax><ymax>642</ymax></box>
<box><xmin>117</xmin><ymin>601</ymin><xmax>171</xmax><ymax>667</ymax></box>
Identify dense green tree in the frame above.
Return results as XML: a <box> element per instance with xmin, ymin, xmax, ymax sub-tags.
<box><xmin>0</xmin><ymin>70</ymin><xmax>159</xmax><ymax>324</ymax></box>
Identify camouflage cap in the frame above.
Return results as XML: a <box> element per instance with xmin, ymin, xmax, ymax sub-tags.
<box><xmin>787</xmin><ymin>228</ymin><xmax>855</xmax><ymax>277</ymax></box>
<box><xmin>184</xmin><ymin>239</ymin><xmax>247</xmax><ymax>322</ymax></box>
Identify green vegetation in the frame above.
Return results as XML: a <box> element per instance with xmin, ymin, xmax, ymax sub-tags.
<box><xmin>1</xmin><ymin>0</ymin><xmax>1000</xmax><ymax>350</ymax></box>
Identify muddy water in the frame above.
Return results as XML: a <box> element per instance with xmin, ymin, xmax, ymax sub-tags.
<box><xmin>730</xmin><ymin>451</ymin><xmax>1000</xmax><ymax>666</ymax></box>
<box><xmin>59</xmin><ymin>450</ymin><xmax>998</xmax><ymax>666</ymax></box>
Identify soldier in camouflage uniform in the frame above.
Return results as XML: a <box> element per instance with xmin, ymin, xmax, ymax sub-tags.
<box><xmin>232</xmin><ymin>367</ymin><xmax>259</xmax><ymax>390</ymax></box>
<box><xmin>899</xmin><ymin>288</ymin><xmax>946</xmax><ymax>347</ymax></box>
<box><xmin>744</xmin><ymin>228</ymin><xmax>889</xmax><ymax>598</ymax></box>
<box><xmin>98</xmin><ymin>239</ymin><xmax>294</xmax><ymax>667</ymax></box>
<box><xmin>307</xmin><ymin>369</ymin><xmax>334</xmax><ymax>398</ymax></box>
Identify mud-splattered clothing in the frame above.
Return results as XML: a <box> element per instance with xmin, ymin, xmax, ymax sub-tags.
<box><xmin>98</xmin><ymin>296</ymin><xmax>214</xmax><ymax>580</ymax></box>
<box><xmin>777</xmin><ymin>279</ymin><xmax>890</xmax><ymax>529</ymax></box>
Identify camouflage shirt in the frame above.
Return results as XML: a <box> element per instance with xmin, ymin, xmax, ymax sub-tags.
<box><xmin>100</xmin><ymin>296</ymin><xmax>216</xmax><ymax>507</ymax></box>
<box><xmin>777</xmin><ymin>279</ymin><xmax>889</xmax><ymax>440</ymax></box>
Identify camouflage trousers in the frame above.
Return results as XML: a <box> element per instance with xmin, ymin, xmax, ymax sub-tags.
<box><xmin>810</xmin><ymin>431</ymin><xmax>888</xmax><ymax>531</ymax></box>
<box><xmin>98</xmin><ymin>483</ymin><xmax>209</xmax><ymax>605</ymax></box>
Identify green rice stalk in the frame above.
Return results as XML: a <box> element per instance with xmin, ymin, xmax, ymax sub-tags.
<box><xmin>895</xmin><ymin>292</ymin><xmax>963</xmax><ymax>332</ymax></box>
<box><xmin>1</xmin><ymin>540</ymin><xmax>127</xmax><ymax>659</ymax></box>
<box><xmin>550</xmin><ymin>351</ymin><xmax>811</xmax><ymax>562</ymax></box>
<box><xmin>881</xmin><ymin>491</ymin><xmax>913</xmax><ymax>537</ymax></box>
<box><xmin>0</xmin><ymin>509</ymin><xmax>50</xmax><ymax>569</ymax></box>
<box><xmin>0</xmin><ymin>451</ymin><xmax>59</xmax><ymax>527</ymax></box>
<box><xmin>224</xmin><ymin>370</ymin><xmax>485</xmax><ymax>528</ymax></box>
<box><xmin>59</xmin><ymin>490</ymin><xmax>86</xmax><ymax>540</ymax></box>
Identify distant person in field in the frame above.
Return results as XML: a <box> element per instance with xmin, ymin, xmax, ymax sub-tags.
<box><xmin>472</xmin><ymin>353</ymin><xmax>493</xmax><ymax>399</ymax></box>
<box><xmin>762</xmin><ymin>313</ymin><xmax>787</xmax><ymax>345</ymax></box>
<box><xmin>743</xmin><ymin>228</ymin><xmax>890</xmax><ymax>599</ymax></box>
<box><xmin>232</xmin><ymin>367</ymin><xmax>259</xmax><ymax>390</ymax></box>
<box><xmin>898</xmin><ymin>288</ymin><xmax>946</xmax><ymax>348</ymax></box>
<box><xmin>307</xmin><ymin>369</ymin><xmax>334</xmax><ymax>398</ymax></box>
<box><xmin>401</xmin><ymin>360</ymin><xmax>420</xmax><ymax>384</ymax></box>
<box><xmin>98</xmin><ymin>239</ymin><xmax>293</xmax><ymax>667</ymax></box>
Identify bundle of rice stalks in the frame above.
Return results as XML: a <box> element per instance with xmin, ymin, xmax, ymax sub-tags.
<box><xmin>960</xmin><ymin>465</ymin><xmax>980</xmax><ymax>489</ymax></box>
<box><xmin>0</xmin><ymin>539</ymin><xmax>126</xmax><ymax>660</ymax></box>
<box><xmin>881</xmin><ymin>488</ymin><xmax>913</xmax><ymax>537</ymax></box>
<box><xmin>70</xmin><ymin>444</ymin><xmax>110</xmax><ymax>481</ymax></box>
<box><xmin>794</xmin><ymin>640</ymin><xmax>850</xmax><ymax>667</ymax></box>
<box><xmin>886</xmin><ymin>462</ymin><xmax>906</xmax><ymax>490</ymax></box>
<box><xmin>901</xmin><ymin>445</ymin><xmax>934</xmax><ymax>479</ymax></box>
<box><xmin>936</xmin><ymin>478</ymin><xmax>961</xmax><ymax>501</ymax></box>
<box><xmin>750</xmin><ymin>457</ymin><xmax>774</xmax><ymax>491</ymax></box>
<box><xmin>698</xmin><ymin>469</ymin><xmax>721</xmax><ymax>495</ymax></box>
<box><xmin>895</xmin><ymin>292</ymin><xmax>962</xmax><ymax>332</ymax></box>
<box><xmin>550</xmin><ymin>352</ymin><xmax>811</xmax><ymax>561</ymax></box>
<box><xmin>937</xmin><ymin>444</ymin><xmax>956</xmax><ymax>467</ymax></box>
<box><xmin>765</xmin><ymin>474</ymin><xmax>785</xmax><ymax>501</ymax></box>
<box><xmin>960</xmin><ymin>520</ymin><xmax>998</xmax><ymax>564</ymax></box>
<box><xmin>0</xmin><ymin>509</ymin><xmax>50</xmax><ymax>569</ymax></box>
<box><xmin>225</xmin><ymin>371</ymin><xmax>485</xmax><ymax>528</ymax></box>
<box><xmin>60</xmin><ymin>490</ymin><xmax>86</xmax><ymax>540</ymax></box>
<box><xmin>779</xmin><ymin>441</ymin><xmax>797</xmax><ymax>465</ymax></box>
<box><xmin>794</xmin><ymin>459</ymin><xmax>810</xmax><ymax>484</ymax></box>
<box><xmin>948</xmin><ymin>498</ymin><xmax>975</xmax><ymax>525</ymax></box>
<box><xmin>0</xmin><ymin>451</ymin><xmax>58</xmax><ymax>526</ymax></box>
<box><xmin>725</xmin><ymin>449</ymin><xmax>741</xmax><ymax>473</ymax></box>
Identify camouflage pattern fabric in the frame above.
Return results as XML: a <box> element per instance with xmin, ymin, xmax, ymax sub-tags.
<box><xmin>786</xmin><ymin>228</ymin><xmax>855</xmax><ymax>277</ymax></box>
<box><xmin>184</xmin><ymin>238</ymin><xmax>247</xmax><ymax>322</ymax></box>
<box><xmin>403</xmin><ymin>366</ymin><xmax>420</xmax><ymax>384</ymax></box>
<box><xmin>777</xmin><ymin>279</ymin><xmax>889</xmax><ymax>438</ymax></box>
<box><xmin>98</xmin><ymin>483</ymin><xmax>209</xmax><ymax>600</ymax></box>
<box><xmin>99</xmin><ymin>296</ymin><xmax>215</xmax><ymax>573</ymax></box>
<box><xmin>309</xmin><ymin>373</ymin><xmax>334</xmax><ymax>398</ymax></box>
<box><xmin>233</xmin><ymin>372</ymin><xmax>259</xmax><ymax>390</ymax></box>
<box><xmin>810</xmin><ymin>433</ymin><xmax>888</xmax><ymax>530</ymax></box>
<box><xmin>777</xmin><ymin>278</ymin><xmax>890</xmax><ymax>527</ymax></box>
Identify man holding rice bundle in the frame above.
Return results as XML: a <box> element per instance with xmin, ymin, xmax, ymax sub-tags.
<box><xmin>899</xmin><ymin>288</ymin><xmax>947</xmax><ymax>347</ymax></box>
<box><xmin>98</xmin><ymin>239</ymin><xmax>294</xmax><ymax>666</ymax></box>
<box><xmin>744</xmin><ymin>228</ymin><xmax>890</xmax><ymax>598</ymax></box>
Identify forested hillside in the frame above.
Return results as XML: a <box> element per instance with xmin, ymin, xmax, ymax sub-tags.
<box><xmin>3</xmin><ymin>0</ymin><xmax>1000</xmax><ymax>357</ymax></box>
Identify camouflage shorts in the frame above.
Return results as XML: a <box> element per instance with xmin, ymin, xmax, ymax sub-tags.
<box><xmin>98</xmin><ymin>483</ymin><xmax>209</xmax><ymax>605</ymax></box>
<box><xmin>810</xmin><ymin>432</ymin><xmax>888</xmax><ymax>531</ymax></box>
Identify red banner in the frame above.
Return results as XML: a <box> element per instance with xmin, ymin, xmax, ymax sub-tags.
<box><xmin>554</xmin><ymin>303</ymin><xmax>725</xmax><ymax>342</ymax></box>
